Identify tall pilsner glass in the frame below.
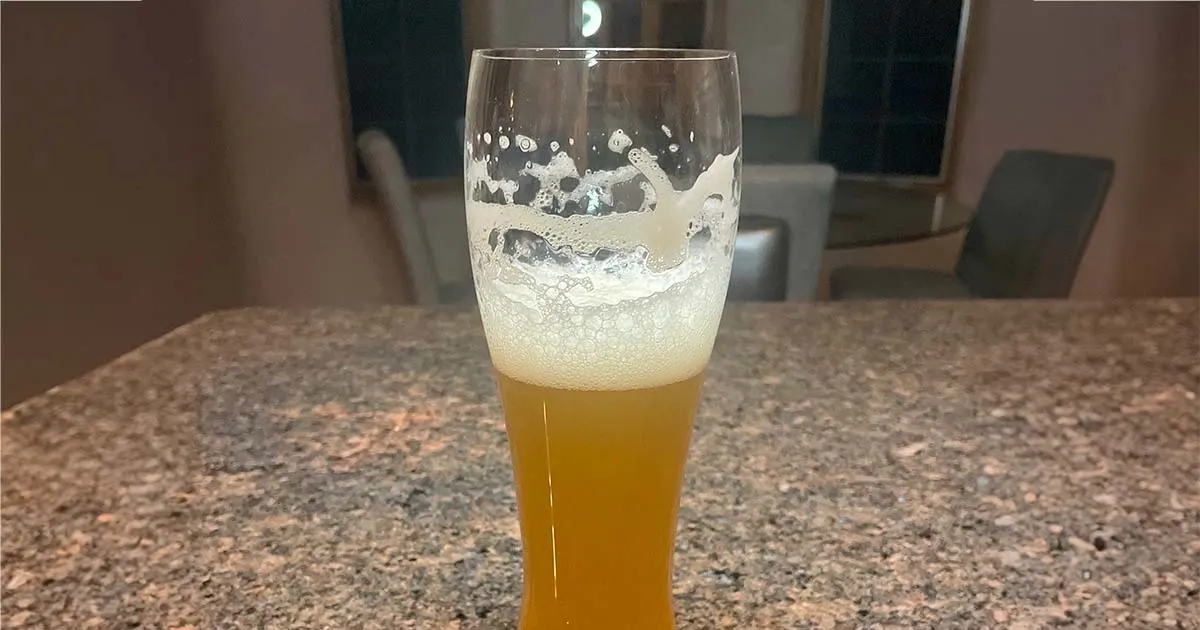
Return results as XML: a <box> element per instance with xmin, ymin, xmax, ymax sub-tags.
<box><xmin>464</xmin><ymin>48</ymin><xmax>740</xmax><ymax>630</ymax></box>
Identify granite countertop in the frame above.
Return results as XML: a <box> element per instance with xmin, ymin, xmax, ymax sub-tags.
<box><xmin>2</xmin><ymin>301</ymin><xmax>1197</xmax><ymax>629</ymax></box>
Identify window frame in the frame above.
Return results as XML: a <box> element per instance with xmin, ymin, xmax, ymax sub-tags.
<box><xmin>813</xmin><ymin>0</ymin><xmax>974</xmax><ymax>187</ymax></box>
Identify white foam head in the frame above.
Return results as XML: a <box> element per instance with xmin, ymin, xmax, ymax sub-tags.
<box><xmin>466</xmin><ymin>135</ymin><xmax>739</xmax><ymax>391</ymax></box>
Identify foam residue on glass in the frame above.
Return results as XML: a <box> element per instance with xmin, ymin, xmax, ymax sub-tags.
<box><xmin>466</xmin><ymin>131</ymin><xmax>739</xmax><ymax>391</ymax></box>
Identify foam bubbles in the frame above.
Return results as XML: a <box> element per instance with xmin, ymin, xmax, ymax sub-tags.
<box><xmin>466</xmin><ymin>135</ymin><xmax>739</xmax><ymax>391</ymax></box>
<box><xmin>607</xmin><ymin>129</ymin><xmax>633</xmax><ymax>154</ymax></box>
<box><xmin>470</xmin><ymin>243</ymin><xmax>732</xmax><ymax>390</ymax></box>
<box><xmin>498</xmin><ymin>135</ymin><xmax>511</xmax><ymax>149</ymax></box>
<box><xmin>516</xmin><ymin>134</ymin><xmax>537</xmax><ymax>152</ymax></box>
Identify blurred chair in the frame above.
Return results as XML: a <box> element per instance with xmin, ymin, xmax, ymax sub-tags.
<box><xmin>729</xmin><ymin>216</ymin><xmax>790</xmax><ymax>301</ymax></box>
<box><xmin>742</xmin><ymin>115</ymin><xmax>817</xmax><ymax>164</ymax></box>
<box><xmin>356</xmin><ymin>129</ymin><xmax>474</xmax><ymax>306</ymax></box>
<box><xmin>740</xmin><ymin>163</ymin><xmax>838</xmax><ymax>300</ymax></box>
<box><xmin>830</xmin><ymin>150</ymin><xmax>1114</xmax><ymax>300</ymax></box>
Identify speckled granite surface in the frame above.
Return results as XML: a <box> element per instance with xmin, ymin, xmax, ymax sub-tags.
<box><xmin>2</xmin><ymin>301</ymin><xmax>1197</xmax><ymax>629</ymax></box>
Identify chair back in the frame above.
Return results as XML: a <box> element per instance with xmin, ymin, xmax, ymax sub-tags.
<box><xmin>956</xmin><ymin>150</ymin><xmax>1114</xmax><ymax>298</ymax></box>
<box><xmin>740</xmin><ymin>164</ymin><xmax>837</xmax><ymax>300</ymax></box>
<box><xmin>729</xmin><ymin>215</ymin><xmax>790</xmax><ymax>302</ymax></box>
<box><xmin>356</xmin><ymin>129</ymin><xmax>441</xmax><ymax>306</ymax></box>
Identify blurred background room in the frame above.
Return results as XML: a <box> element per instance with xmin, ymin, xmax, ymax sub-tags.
<box><xmin>3</xmin><ymin>0</ymin><xmax>1197</xmax><ymax>407</ymax></box>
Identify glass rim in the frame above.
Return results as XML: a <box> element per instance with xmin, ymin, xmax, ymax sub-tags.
<box><xmin>473</xmin><ymin>47</ymin><xmax>735</xmax><ymax>62</ymax></box>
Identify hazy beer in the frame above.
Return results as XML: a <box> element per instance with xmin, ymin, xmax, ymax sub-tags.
<box><xmin>497</xmin><ymin>370</ymin><xmax>705</xmax><ymax>629</ymax></box>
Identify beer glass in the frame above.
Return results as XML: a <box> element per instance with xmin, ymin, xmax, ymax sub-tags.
<box><xmin>464</xmin><ymin>48</ymin><xmax>740</xmax><ymax>630</ymax></box>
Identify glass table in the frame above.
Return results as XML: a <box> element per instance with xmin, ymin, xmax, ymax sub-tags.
<box><xmin>826</xmin><ymin>180</ymin><xmax>974</xmax><ymax>250</ymax></box>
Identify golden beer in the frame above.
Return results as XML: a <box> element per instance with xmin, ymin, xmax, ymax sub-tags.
<box><xmin>496</xmin><ymin>369</ymin><xmax>705</xmax><ymax>630</ymax></box>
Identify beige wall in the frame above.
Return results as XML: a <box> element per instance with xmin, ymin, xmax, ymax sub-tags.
<box><xmin>2</xmin><ymin>0</ymin><xmax>415</xmax><ymax>406</ymax></box>
<box><xmin>951</xmin><ymin>0</ymin><xmax>1199</xmax><ymax>298</ymax></box>
<box><xmin>725</xmin><ymin>0</ymin><xmax>808</xmax><ymax>116</ymax></box>
<box><xmin>487</xmin><ymin>0</ymin><xmax>571</xmax><ymax>47</ymax></box>
<box><xmin>1</xmin><ymin>2</ymin><xmax>241</xmax><ymax>405</ymax></box>
<box><xmin>203</xmin><ymin>0</ymin><xmax>410</xmax><ymax>306</ymax></box>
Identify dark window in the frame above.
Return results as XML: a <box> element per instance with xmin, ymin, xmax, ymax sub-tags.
<box><xmin>658</xmin><ymin>2</ymin><xmax>707</xmax><ymax>48</ymax></box>
<box><xmin>339</xmin><ymin>0</ymin><xmax>466</xmax><ymax>180</ymax></box>
<box><xmin>818</xmin><ymin>0</ymin><xmax>964</xmax><ymax>178</ymax></box>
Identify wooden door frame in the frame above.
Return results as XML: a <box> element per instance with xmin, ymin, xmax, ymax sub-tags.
<box><xmin>329</xmin><ymin>0</ymin><xmax>362</xmax><ymax>194</ymax></box>
<box><xmin>799</xmin><ymin>0</ymin><xmax>829</xmax><ymax>119</ymax></box>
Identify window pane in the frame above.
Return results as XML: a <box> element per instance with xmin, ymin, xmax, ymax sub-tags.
<box><xmin>659</xmin><ymin>2</ymin><xmax>706</xmax><ymax>48</ymax></box>
<box><xmin>888</xmin><ymin>60</ymin><xmax>955</xmax><ymax>119</ymax></box>
<box><xmin>827</xmin><ymin>0</ymin><xmax>896</xmax><ymax>57</ymax></box>
<box><xmin>880</xmin><ymin>122</ymin><xmax>945</xmax><ymax>176</ymax></box>
<box><xmin>895</xmin><ymin>0</ymin><xmax>963</xmax><ymax>57</ymax></box>
<box><xmin>340</xmin><ymin>0</ymin><xmax>466</xmax><ymax>180</ymax></box>
<box><xmin>822</xmin><ymin>60</ymin><xmax>886</xmax><ymax>119</ymax></box>
<box><xmin>819</xmin><ymin>122</ymin><xmax>881</xmax><ymax>173</ymax></box>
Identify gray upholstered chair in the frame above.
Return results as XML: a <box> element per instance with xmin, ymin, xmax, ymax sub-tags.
<box><xmin>742</xmin><ymin>115</ymin><xmax>817</xmax><ymax>164</ymax></box>
<box><xmin>356</xmin><ymin>129</ymin><xmax>474</xmax><ymax>306</ymax></box>
<box><xmin>830</xmin><ymin>150</ymin><xmax>1114</xmax><ymax>300</ymax></box>
<box><xmin>729</xmin><ymin>215</ymin><xmax>790</xmax><ymax>302</ymax></box>
<box><xmin>739</xmin><ymin>164</ymin><xmax>838</xmax><ymax>300</ymax></box>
